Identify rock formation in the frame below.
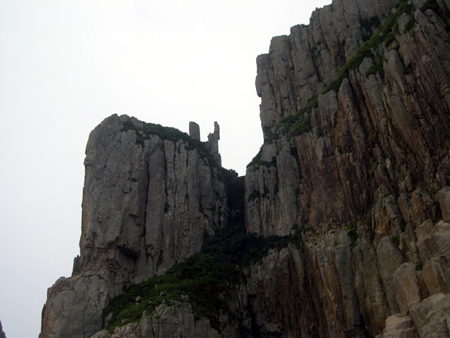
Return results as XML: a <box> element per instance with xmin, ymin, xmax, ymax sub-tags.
<box><xmin>41</xmin><ymin>0</ymin><xmax>450</xmax><ymax>337</ymax></box>
<box><xmin>206</xmin><ymin>122</ymin><xmax>221</xmax><ymax>166</ymax></box>
<box><xmin>40</xmin><ymin>115</ymin><xmax>227</xmax><ymax>337</ymax></box>
<box><xmin>189</xmin><ymin>121</ymin><xmax>201</xmax><ymax>141</ymax></box>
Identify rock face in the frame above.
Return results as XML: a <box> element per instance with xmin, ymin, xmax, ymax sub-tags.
<box><xmin>206</xmin><ymin>122</ymin><xmax>221</xmax><ymax>166</ymax></box>
<box><xmin>245</xmin><ymin>0</ymin><xmax>450</xmax><ymax>336</ymax></box>
<box><xmin>42</xmin><ymin>0</ymin><xmax>450</xmax><ymax>337</ymax></box>
<box><xmin>40</xmin><ymin>115</ymin><xmax>227</xmax><ymax>338</ymax></box>
<box><xmin>248</xmin><ymin>0</ymin><xmax>450</xmax><ymax>236</ymax></box>
<box><xmin>255</xmin><ymin>0</ymin><xmax>397</xmax><ymax>137</ymax></box>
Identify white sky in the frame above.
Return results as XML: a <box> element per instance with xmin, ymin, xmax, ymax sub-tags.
<box><xmin>0</xmin><ymin>1</ymin><xmax>332</xmax><ymax>337</ymax></box>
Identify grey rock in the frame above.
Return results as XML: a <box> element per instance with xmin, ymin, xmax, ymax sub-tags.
<box><xmin>189</xmin><ymin>121</ymin><xmax>201</xmax><ymax>141</ymax></box>
<box><xmin>379</xmin><ymin>314</ymin><xmax>417</xmax><ymax>338</ymax></box>
<box><xmin>41</xmin><ymin>275</ymin><xmax>110</xmax><ymax>338</ymax></box>
<box><xmin>248</xmin><ymin>0</ymin><xmax>450</xmax><ymax>335</ymax></box>
<box><xmin>413</xmin><ymin>0</ymin><xmax>427</xmax><ymax>9</ymax></box>
<box><xmin>393</xmin><ymin>263</ymin><xmax>421</xmax><ymax>316</ymax></box>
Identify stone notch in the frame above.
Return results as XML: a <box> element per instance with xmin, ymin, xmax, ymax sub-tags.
<box><xmin>189</xmin><ymin>121</ymin><xmax>200</xmax><ymax>141</ymax></box>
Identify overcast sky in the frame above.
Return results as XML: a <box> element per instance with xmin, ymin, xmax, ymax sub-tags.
<box><xmin>0</xmin><ymin>1</ymin><xmax>332</xmax><ymax>337</ymax></box>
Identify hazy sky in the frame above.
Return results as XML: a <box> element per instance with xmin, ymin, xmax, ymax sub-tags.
<box><xmin>0</xmin><ymin>1</ymin><xmax>332</xmax><ymax>337</ymax></box>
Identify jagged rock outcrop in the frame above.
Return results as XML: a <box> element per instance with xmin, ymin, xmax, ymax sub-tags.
<box><xmin>41</xmin><ymin>115</ymin><xmax>227</xmax><ymax>338</ymax></box>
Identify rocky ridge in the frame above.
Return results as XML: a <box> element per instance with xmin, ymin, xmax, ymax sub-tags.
<box><xmin>41</xmin><ymin>0</ymin><xmax>450</xmax><ymax>337</ymax></box>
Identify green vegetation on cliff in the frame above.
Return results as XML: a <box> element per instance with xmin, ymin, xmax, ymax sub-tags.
<box><xmin>252</xmin><ymin>0</ymin><xmax>419</xmax><ymax>150</ymax></box>
<box><xmin>103</xmin><ymin>225</ymin><xmax>300</xmax><ymax>333</ymax></box>
<box><xmin>121</xmin><ymin>120</ymin><xmax>220</xmax><ymax>167</ymax></box>
<box><xmin>102</xmin><ymin>173</ymin><xmax>300</xmax><ymax>333</ymax></box>
<box><xmin>121</xmin><ymin>120</ymin><xmax>193</xmax><ymax>146</ymax></box>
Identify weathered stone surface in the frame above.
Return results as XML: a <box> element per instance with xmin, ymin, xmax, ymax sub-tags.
<box><xmin>379</xmin><ymin>314</ymin><xmax>417</xmax><ymax>338</ymax></box>
<box><xmin>376</xmin><ymin>237</ymin><xmax>405</xmax><ymax>315</ymax></box>
<box><xmin>353</xmin><ymin>239</ymin><xmax>391</xmax><ymax>335</ymax></box>
<box><xmin>237</xmin><ymin>235</ymin><xmax>370</xmax><ymax>338</ymax></box>
<box><xmin>372</xmin><ymin>191</ymin><xmax>404</xmax><ymax>241</ymax></box>
<box><xmin>393</xmin><ymin>263</ymin><xmax>421</xmax><ymax>315</ymax></box>
<box><xmin>409</xmin><ymin>293</ymin><xmax>450</xmax><ymax>338</ymax></box>
<box><xmin>416</xmin><ymin>220</ymin><xmax>450</xmax><ymax>263</ymax></box>
<box><xmin>41</xmin><ymin>275</ymin><xmax>110</xmax><ymax>338</ymax></box>
<box><xmin>91</xmin><ymin>331</ymin><xmax>110</xmax><ymax>338</ymax></box>
<box><xmin>249</xmin><ymin>0</ymin><xmax>450</xmax><ymax>236</ymax></box>
<box><xmin>189</xmin><ymin>121</ymin><xmax>201</xmax><ymax>141</ymax></box>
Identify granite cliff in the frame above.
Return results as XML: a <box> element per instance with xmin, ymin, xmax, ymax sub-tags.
<box><xmin>41</xmin><ymin>0</ymin><xmax>450</xmax><ymax>337</ymax></box>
